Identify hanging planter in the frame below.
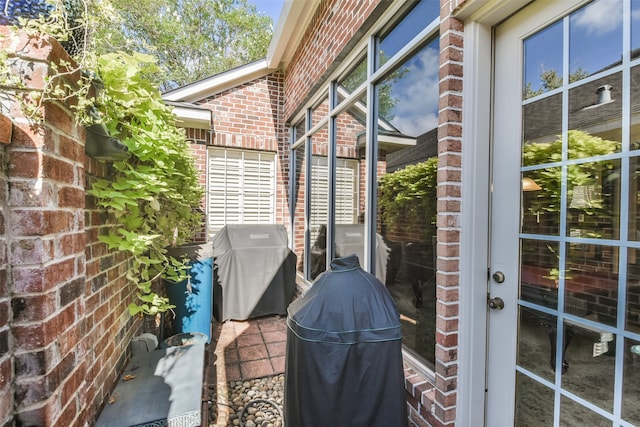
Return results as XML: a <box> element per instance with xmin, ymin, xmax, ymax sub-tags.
<box><xmin>85</xmin><ymin>122</ymin><xmax>130</xmax><ymax>161</ymax></box>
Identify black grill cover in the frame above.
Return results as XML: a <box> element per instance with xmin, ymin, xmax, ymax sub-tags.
<box><xmin>212</xmin><ymin>224</ymin><xmax>297</xmax><ymax>321</ymax></box>
<box><xmin>284</xmin><ymin>255</ymin><xmax>407</xmax><ymax>427</ymax></box>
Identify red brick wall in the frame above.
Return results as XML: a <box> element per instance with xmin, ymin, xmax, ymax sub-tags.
<box><xmin>0</xmin><ymin>28</ymin><xmax>141</xmax><ymax>426</ymax></box>
<box><xmin>432</xmin><ymin>3</ymin><xmax>464</xmax><ymax>426</ymax></box>
<box><xmin>0</xmin><ymin>115</ymin><xmax>12</xmax><ymax>427</ymax></box>
<box><xmin>283</xmin><ymin>0</ymin><xmax>382</xmax><ymax>121</ymax></box>
<box><xmin>283</xmin><ymin>1</ymin><xmax>464</xmax><ymax>425</ymax></box>
<box><xmin>196</xmin><ymin>71</ymin><xmax>290</xmax><ymax>228</ymax></box>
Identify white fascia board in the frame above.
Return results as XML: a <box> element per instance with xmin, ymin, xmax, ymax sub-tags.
<box><xmin>267</xmin><ymin>0</ymin><xmax>319</xmax><ymax>68</ymax></box>
<box><xmin>163</xmin><ymin>59</ymin><xmax>272</xmax><ymax>103</ymax></box>
<box><xmin>171</xmin><ymin>105</ymin><xmax>213</xmax><ymax>130</ymax></box>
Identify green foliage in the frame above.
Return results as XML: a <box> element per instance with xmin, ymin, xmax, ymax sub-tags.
<box><xmin>378</xmin><ymin>158</ymin><xmax>438</xmax><ymax>241</ymax></box>
<box><xmin>1</xmin><ymin>3</ymin><xmax>204</xmax><ymax>316</ymax></box>
<box><xmin>523</xmin><ymin>67</ymin><xmax>590</xmax><ymax>99</ymax></box>
<box><xmin>87</xmin><ymin>51</ymin><xmax>204</xmax><ymax>316</ymax></box>
<box><xmin>91</xmin><ymin>0</ymin><xmax>273</xmax><ymax>90</ymax></box>
<box><xmin>523</xmin><ymin>130</ymin><xmax>620</xmax><ymax>217</ymax></box>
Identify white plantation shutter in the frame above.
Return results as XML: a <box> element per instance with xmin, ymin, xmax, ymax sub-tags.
<box><xmin>310</xmin><ymin>156</ymin><xmax>358</xmax><ymax>242</ymax></box>
<box><xmin>208</xmin><ymin>148</ymin><xmax>276</xmax><ymax>236</ymax></box>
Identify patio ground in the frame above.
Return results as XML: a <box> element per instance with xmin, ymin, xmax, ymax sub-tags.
<box><xmin>203</xmin><ymin>315</ymin><xmax>288</xmax><ymax>426</ymax></box>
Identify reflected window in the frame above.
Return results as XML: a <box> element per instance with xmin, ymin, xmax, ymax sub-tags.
<box><xmin>376</xmin><ymin>38</ymin><xmax>439</xmax><ymax>367</ymax></box>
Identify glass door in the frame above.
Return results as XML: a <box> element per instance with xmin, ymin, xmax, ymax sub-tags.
<box><xmin>488</xmin><ymin>0</ymin><xmax>640</xmax><ymax>425</ymax></box>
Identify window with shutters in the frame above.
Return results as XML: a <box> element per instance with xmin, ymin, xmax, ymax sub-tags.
<box><xmin>208</xmin><ymin>148</ymin><xmax>276</xmax><ymax>236</ymax></box>
<box><xmin>309</xmin><ymin>156</ymin><xmax>359</xmax><ymax>242</ymax></box>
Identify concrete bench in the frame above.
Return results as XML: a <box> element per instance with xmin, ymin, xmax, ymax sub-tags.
<box><xmin>96</xmin><ymin>342</ymin><xmax>205</xmax><ymax>427</ymax></box>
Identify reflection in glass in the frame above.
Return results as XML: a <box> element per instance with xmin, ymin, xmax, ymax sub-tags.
<box><xmin>378</xmin><ymin>0</ymin><xmax>439</xmax><ymax>69</ymax></box>
<box><xmin>515</xmin><ymin>372</ymin><xmax>554</xmax><ymax>426</ymax></box>
<box><xmin>568</xmin><ymin>73</ymin><xmax>622</xmax><ymax>156</ymax></box>
<box><xmin>376</xmin><ymin>34</ymin><xmax>439</xmax><ymax>368</ymax></box>
<box><xmin>338</xmin><ymin>56</ymin><xmax>367</xmax><ymax>99</ymax></box>
<box><xmin>565</xmin><ymin>243</ymin><xmax>619</xmax><ymax>327</ymax></box>
<box><xmin>523</xmin><ymin>19</ymin><xmax>562</xmax><ymax>98</ymax></box>
<box><xmin>634</xmin><ymin>0</ymin><xmax>640</xmax><ymax>60</ymax></box>
<box><xmin>293</xmin><ymin>144</ymin><xmax>307</xmax><ymax>278</ymax></box>
<box><xmin>566</xmin><ymin>159</ymin><xmax>620</xmax><ymax>241</ymax></box>
<box><xmin>517</xmin><ymin>307</ymin><xmax>556</xmax><ymax>382</ymax></box>
<box><xmin>311</xmin><ymin>97</ymin><xmax>329</xmax><ymax>128</ymax></box>
<box><xmin>309</xmin><ymin>125</ymin><xmax>329</xmax><ymax>280</ymax></box>
<box><xmin>377</xmin><ymin>39</ymin><xmax>439</xmax><ymax>137</ymax></box>
<box><xmin>630</xmin><ymin>155</ymin><xmax>640</xmax><ymax>242</ymax></box>
<box><xmin>626</xmin><ymin>249</ymin><xmax>640</xmax><ymax>333</ymax></box>
<box><xmin>293</xmin><ymin>120</ymin><xmax>306</xmax><ymax>146</ymax></box>
<box><xmin>632</xmin><ymin>66</ymin><xmax>640</xmax><ymax>151</ymax></box>
<box><xmin>569</xmin><ymin>0</ymin><xmax>622</xmax><ymax>80</ymax></box>
<box><xmin>560</xmin><ymin>395</ymin><xmax>611</xmax><ymax>426</ymax></box>
<box><xmin>622</xmin><ymin>338</ymin><xmax>640</xmax><ymax>424</ymax></box>
<box><xmin>520</xmin><ymin>240</ymin><xmax>559</xmax><ymax>308</ymax></box>
<box><xmin>522</xmin><ymin>92</ymin><xmax>562</xmax><ymax>156</ymax></box>
<box><xmin>521</xmin><ymin>168</ymin><xmax>562</xmax><ymax>235</ymax></box>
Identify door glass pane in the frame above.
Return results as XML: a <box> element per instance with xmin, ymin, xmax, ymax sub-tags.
<box><xmin>522</xmin><ymin>92</ymin><xmax>563</xmax><ymax>163</ymax></box>
<box><xmin>568</xmin><ymin>73</ymin><xmax>622</xmax><ymax>157</ymax></box>
<box><xmin>521</xmin><ymin>168</ymin><xmax>562</xmax><ymax>236</ymax></box>
<box><xmin>518</xmin><ymin>307</ymin><xmax>557</xmax><ymax>382</ymax></box>
<box><xmin>520</xmin><ymin>239</ymin><xmax>560</xmax><ymax>309</ymax></box>
<box><xmin>566</xmin><ymin>160</ymin><xmax>621</xmax><ymax>241</ymax></box>
<box><xmin>626</xmin><ymin>249</ymin><xmax>640</xmax><ymax>333</ymax></box>
<box><xmin>622</xmin><ymin>337</ymin><xmax>640</xmax><ymax>424</ymax></box>
<box><xmin>515</xmin><ymin>371</ymin><xmax>555</xmax><ymax>426</ymax></box>
<box><xmin>523</xmin><ymin>19</ymin><xmax>563</xmax><ymax>98</ymax></box>
<box><xmin>569</xmin><ymin>0</ymin><xmax>623</xmax><ymax>81</ymax></box>
<box><xmin>560</xmin><ymin>395</ymin><xmax>611</xmax><ymax>426</ymax></box>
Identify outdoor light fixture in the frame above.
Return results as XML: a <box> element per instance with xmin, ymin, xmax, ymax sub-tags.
<box><xmin>522</xmin><ymin>177</ymin><xmax>542</xmax><ymax>191</ymax></box>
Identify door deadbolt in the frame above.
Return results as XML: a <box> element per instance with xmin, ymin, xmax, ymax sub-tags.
<box><xmin>492</xmin><ymin>271</ymin><xmax>505</xmax><ymax>283</ymax></box>
<box><xmin>488</xmin><ymin>297</ymin><xmax>505</xmax><ymax>310</ymax></box>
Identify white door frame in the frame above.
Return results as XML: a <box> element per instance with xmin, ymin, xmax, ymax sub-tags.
<box><xmin>455</xmin><ymin>0</ymin><xmax>589</xmax><ymax>425</ymax></box>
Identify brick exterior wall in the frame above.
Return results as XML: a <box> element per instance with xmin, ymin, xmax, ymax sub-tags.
<box><xmin>281</xmin><ymin>1</ymin><xmax>464</xmax><ymax>425</ymax></box>
<box><xmin>1</xmin><ymin>114</ymin><xmax>12</xmax><ymax>427</ymax></box>
<box><xmin>0</xmin><ymin>28</ymin><xmax>141</xmax><ymax>426</ymax></box>
<box><xmin>433</xmin><ymin>3</ymin><xmax>464</xmax><ymax>426</ymax></box>
<box><xmin>195</xmin><ymin>71</ymin><xmax>290</xmax><ymax>229</ymax></box>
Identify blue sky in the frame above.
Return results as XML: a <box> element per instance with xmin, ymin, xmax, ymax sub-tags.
<box><xmin>249</xmin><ymin>0</ymin><xmax>285</xmax><ymax>27</ymax></box>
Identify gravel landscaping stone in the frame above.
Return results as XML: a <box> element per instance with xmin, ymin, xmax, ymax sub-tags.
<box><xmin>207</xmin><ymin>374</ymin><xmax>284</xmax><ymax>426</ymax></box>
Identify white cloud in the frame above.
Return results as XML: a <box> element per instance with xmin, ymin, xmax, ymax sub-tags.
<box><xmin>389</xmin><ymin>46</ymin><xmax>440</xmax><ymax>137</ymax></box>
<box><xmin>572</xmin><ymin>0</ymin><xmax>622</xmax><ymax>37</ymax></box>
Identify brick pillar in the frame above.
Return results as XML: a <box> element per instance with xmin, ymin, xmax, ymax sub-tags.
<box><xmin>1</xmin><ymin>28</ymin><xmax>87</xmax><ymax>425</ymax></box>
<box><xmin>433</xmin><ymin>5</ymin><xmax>464</xmax><ymax>426</ymax></box>
<box><xmin>0</xmin><ymin>113</ymin><xmax>13</xmax><ymax>427</ymax></box>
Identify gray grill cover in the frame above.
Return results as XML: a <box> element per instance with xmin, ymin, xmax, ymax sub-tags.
<box><xmin>310</xmin><ymin>224</ymin><xmax>390</xmax><ymax>283</ymax></box>
<box><xmin>212</xmin><ymin>224</ymin><xmax>297</xmax><ymax>321</ymax></box>
<box><xmin>284</xmin><ymin>255</ymin><xmax>406</xmax><ymax>427</ymax></box>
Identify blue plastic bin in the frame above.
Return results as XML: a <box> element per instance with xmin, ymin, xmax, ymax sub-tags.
<box><xmin>165</xmin><ymin>242</ymin><xmax>214</xmax><ymax>343</ymax></box>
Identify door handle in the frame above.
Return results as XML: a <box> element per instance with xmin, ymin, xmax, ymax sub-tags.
<box><xmin>492</xmin><ymin>271</ymin><xmax>505</xmax><ymax>283</ymax></box>
<box><xmin>488</xmin><ymin>297</ymin><xmax>505</xmax><ymax>310</ymax></box>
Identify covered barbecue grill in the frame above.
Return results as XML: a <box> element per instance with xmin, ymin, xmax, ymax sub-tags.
<box><xmin>284</xmin><ymin>254</ymin><xmax>406</xmax><ymax>427</ymax></box>
<box><xmin>212</xmin><ymin>224</ymin><xmax>297</xmax><ymax>321</ymax></box>
<box><xmin>310</xmin><ymin>224</ymin><xmax>390</xmax><ymax>283</ymax></box>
